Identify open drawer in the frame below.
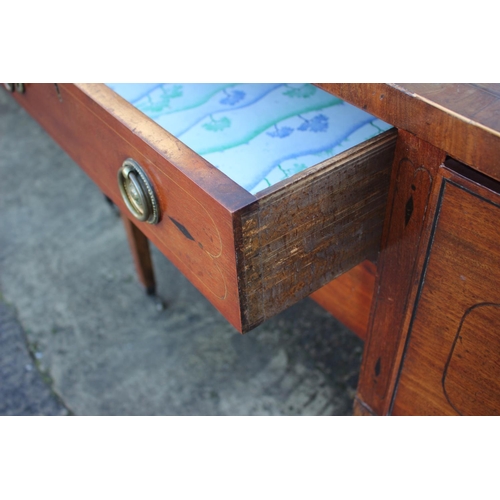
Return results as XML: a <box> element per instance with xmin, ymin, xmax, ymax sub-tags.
<box><xmin>11</xmin><ymin>83</ymin><xmax>397</xmax><ymax>332</ymax></box>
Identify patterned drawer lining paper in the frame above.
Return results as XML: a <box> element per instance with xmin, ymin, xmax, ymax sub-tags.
<box><xmin>108</xmin><ymin>84</ymin><xmax>392</xmax><ymax>195</ymax></box>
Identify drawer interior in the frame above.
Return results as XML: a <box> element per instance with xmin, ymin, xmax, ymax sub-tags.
<box><xmin>107</xmin><ymin>83</ymin><xmax>392</xmax><ymax>194</ymax></box>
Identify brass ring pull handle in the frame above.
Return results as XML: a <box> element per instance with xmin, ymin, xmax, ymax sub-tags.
<box><xmin>117</xmin><ymin>158</ymin><xmax>159</xmax><ymax>224</ymax></box>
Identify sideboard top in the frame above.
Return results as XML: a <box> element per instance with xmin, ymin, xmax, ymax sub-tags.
<box><xmin>399</xmin><ymin>83</ymin><xmax>500</xmax><ymax>132</ymax></box>
<box><xmin>316</xmin><ymin>83</ymin><xmax>500</xmax><ymax>183</ymax></box>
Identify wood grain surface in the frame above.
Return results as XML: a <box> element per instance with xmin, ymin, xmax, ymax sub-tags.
<box><xmin>237</xmin><ymin>130</ymin><xmax>396</xmax><ymax>331</ymax></box>
<box><xmin>391</xmin><ymin>162</ymin><xmax>500</xmax><ymax>415</ymax></box>
<box><xmin>310</xmin><ymin>260</ymin><xmax>376</xmax><ymax>341</ymax></box>
<box><xmin>315</xmin><ymin>83</ymin><xmax>500</xmax><ymax>183</ymax></box>
<box><xmin>355</xmin><ymin>130</ymin><xmax>446</xmax><ymax>415</ymax></box>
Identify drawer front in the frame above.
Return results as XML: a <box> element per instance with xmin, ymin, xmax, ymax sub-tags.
<box><xmin>13</xmin><ymin>83</ymin><xmax>248</xmax><ymax>330</ymax></box>
<box><xmin>12</xmin><ymin>84</ymin><xmax>397</xmax><ymax>332</ymax></box>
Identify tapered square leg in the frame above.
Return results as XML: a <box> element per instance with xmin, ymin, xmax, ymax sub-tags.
<box><xmin>121</xmin><ymin>216</ymin><xmax>156</xmax><ymax>295</ymax></box>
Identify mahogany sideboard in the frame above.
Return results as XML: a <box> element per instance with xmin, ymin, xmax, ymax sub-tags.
<box><xmin>6</xmin><ymin>83</ymin><xmax>500</xmax><ymax>415</ymax></box>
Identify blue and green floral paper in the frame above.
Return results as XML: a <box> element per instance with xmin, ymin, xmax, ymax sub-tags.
<box><xmin>107</xmin><ymin>83</ymin><xmax>392</xmax><ymax>194</ymax></box>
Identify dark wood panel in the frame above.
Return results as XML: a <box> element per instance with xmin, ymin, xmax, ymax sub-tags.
<box><xmin>237</xmin><ymin>131</ymin><xmax>397</xmax><ymax>332</ymax></box>
<box><xmin>355</xmin><ymin>130</ymin><xmax>446</xmax><ymax>415</ymax></box>
<box><xmin>391</xmin><ymin>164</ymin><xmax>500</xmax><ymax>415</ymax></box>
<box><xmin>315</xmin><ymin>83</ymin><xmax>500</xmax><ymax>183</ymax></box>
<box><xmin>310</xmin><ymin>260</ymin><xmax>376</xmax><ymax>341</ymax></box>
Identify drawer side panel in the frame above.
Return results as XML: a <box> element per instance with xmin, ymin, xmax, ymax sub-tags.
<box><xmin>238</xmin><ymin>131</ymin><xmax>397</xmax><ymax>331</ymax></box>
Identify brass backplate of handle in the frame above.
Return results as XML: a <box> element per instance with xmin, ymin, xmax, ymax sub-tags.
<box><xmin>117</xmin><ymin>159</ymin><xmax>159</xmax><ymax>224</ymax></box>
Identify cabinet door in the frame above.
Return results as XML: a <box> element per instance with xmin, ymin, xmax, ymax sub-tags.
<box><xmin>391</xmin><ymin>162</ymin><xmax>500</xmax><ymax>415</ymax></box>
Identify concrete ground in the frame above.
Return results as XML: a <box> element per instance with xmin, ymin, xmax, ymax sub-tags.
<box><xmin>0</xmin><ymin>87</ymin><xmax>363</xmax><ymax>416</ymax></box>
